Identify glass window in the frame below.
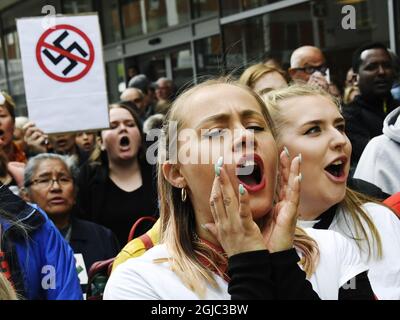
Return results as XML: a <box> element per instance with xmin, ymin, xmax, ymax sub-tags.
<box><xmin>4</xmin><ymin>31</ymin><xmax>26</xmax><ymax>115</ymax></box>
<box><xmin>62</xmin><ymin>0</ymin><xmax>93</xmax><ymax>14</ymax></box>
<box><xmin>222</xmin><ymin>0</ymin><xmax>390</xmax><ymax>84</ymax></box>
<box><xmin>192</xmin><ymin>0</ymin><xmax>219</xmax><ymax>19</ymax></box>
<box><xmin>106</xmin><ymin>61</ymin><xmax>125</xmax><ymax>104</ymax></box>
<box><xmin>1</xmin><ymin>0</ymin><xmax>56</xmax><ymax>30</ymax></box>
<box><xmin>395</xmin><ymin>0</ymin><xmax>400</xmax><ymax>53</ymax></box>
<box><xmin>100</xmin><ymin>0</ymin><xmax>121</xmax><ymax>44</ymax></box>
<box><xmin>171</xmin><ymin>45</ymin><xmax>193</xmax><ymax>90</ymax></box>
<box><xmin>122</xmin><ymin>0</ymin><xmax>189</xmax><ymax>38</ymax></box>
<box><xmin>136</xmin><ymin>51</ymin><xmax>166</xmax><ymax>81</ymax></box>
<box><xmin>145</xmin><ymin>0</ymin><xmax>189</xmax><ymax>33</ymax></box>
<box><xmin>121</xmin><ymin>0</ymin><xmax>145</xmax><ymax>38</ymax></box>
<box><xmin>195</xmin><ymin>35</ymin><xmax>222</xmax><ymax>77</ymax></box>
<box><xmin>221</xmin><ymin>0</ymin><xmax>280</xmax><ymax>17</ymax></box>
<box><xmin>0</xmin><ymin>38</ymin><xmax>7</xmax><ymax>91</ymax></box>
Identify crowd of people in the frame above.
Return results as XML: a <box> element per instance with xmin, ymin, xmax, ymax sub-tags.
<box><xmin>1</xmin><ymin>41</ymin><xmax>400</xmax><ymax>300</ymax></box>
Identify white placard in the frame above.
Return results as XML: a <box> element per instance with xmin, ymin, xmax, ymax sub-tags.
<box><xmin>17</xmin><ymin>14</ymin><xmax>109</xmax><ymax>134</ymax></box>
<box><xmin>74</xmin><ymin>253</ymin><xmax>88</xmax><ymax>285</ymax></box>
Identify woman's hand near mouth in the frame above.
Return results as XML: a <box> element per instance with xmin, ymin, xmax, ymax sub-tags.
<box><xmin>261</xmin><ymin>151</ymin><xmax>302</xmax><ymax>253</ymax></box>
<box><xmin>205</xmin><ymin>159</ymin><xmax>266</xmax><ymax>257</ymax></box>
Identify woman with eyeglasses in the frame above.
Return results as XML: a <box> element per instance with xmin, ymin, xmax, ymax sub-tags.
<box><xmin>21</xmin><ymin>153</ymin><xmax>120</xmax><ymax>291</ymax></box>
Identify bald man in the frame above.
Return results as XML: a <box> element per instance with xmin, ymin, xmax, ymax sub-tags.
<box><xmin>120</xmin><ymin>88</ymin><xmax>145</xmax><ymax>114</ymax></box>
<box><xmin>288</xmin><ymin>45</ymin><xmax>329</xmax><ymax>91</ymax></box>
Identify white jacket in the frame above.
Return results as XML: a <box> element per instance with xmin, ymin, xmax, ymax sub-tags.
<box><xmin>354</xmin><ymin>106</ymin><xmax>400</xmax><ymax>195</ymax></box>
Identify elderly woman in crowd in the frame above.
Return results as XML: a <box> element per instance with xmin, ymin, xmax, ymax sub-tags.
<box><xmin>21</xmin><ymin>153</ymin><xmax>120</xmax><ymax>277</ymax></box>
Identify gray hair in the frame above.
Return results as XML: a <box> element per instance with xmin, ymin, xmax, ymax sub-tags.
<box><xmin>23</xmin><ymin>153</ymin><xmax>79</xmax><ymax>190</ymax></box>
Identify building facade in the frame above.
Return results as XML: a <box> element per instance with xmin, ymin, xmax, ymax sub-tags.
<box><xmin>0</xmin><ymin>0</ymin><xmax>399</xmax><ymax>116</ymax></box>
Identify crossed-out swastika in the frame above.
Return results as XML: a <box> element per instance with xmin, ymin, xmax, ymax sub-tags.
<box><xmin>42</xmin><ymin>30</ymin><xmax>88</xmax><ymax>76</ymax></box>
<box><xmin>36</xmin><ymin>24</ymin><xmax>94</xmax><ymax>82</ymax></box>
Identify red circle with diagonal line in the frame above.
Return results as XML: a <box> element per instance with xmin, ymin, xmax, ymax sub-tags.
<box><xmin>36</xmin><ymin>24</ymin><xmax>95</xmax><ymax>82</ymax></box>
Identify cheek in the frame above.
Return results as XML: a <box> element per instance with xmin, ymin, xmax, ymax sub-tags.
<box><xmin>102</xmin><ymin>132</ymin><xmax>115</xmax><ymax>150</ymax></box>
<box><xmin>184</xmin><ymin>164</ymin><xmax>214</xmax><ymax>196</ymax></box>
<box><xmin>131</xmin><ymin>128</ymin><xmax>142</xmax><ymax>147</ymax></box>
<box><xmin>30</xmin><ymin>190</ymin><xmax>47</xmax><ymax>206</ymax></box>
<box><xmin>65</xmin><ymin>186</ymin><xmax>76</xmax><ymax>203</ymax></box>
<box><xmin>4</xmin><ymin>120</ymin><xmax>14</xmax><ymax>136</ymax></box>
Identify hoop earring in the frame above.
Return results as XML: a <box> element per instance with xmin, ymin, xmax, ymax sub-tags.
<box><xmin>181</xmin><ymin>187</ymin><xmax>187</xmax><ymax>202</ymax></box>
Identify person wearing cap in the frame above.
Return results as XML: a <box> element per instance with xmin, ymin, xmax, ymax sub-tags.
<box><xmin>127</xmin><ymin>74</ymin><xmax>156</xmax><ymax>121</ymax></box>
<box><xmin>0</xmin><ymin>92</ymin><xmax>26</xmax><ymax>163</ymax></box>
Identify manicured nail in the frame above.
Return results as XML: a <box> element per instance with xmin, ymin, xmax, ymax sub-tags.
<box><xmin>298</xmin><ymin>173</ymin><xmax>303</xmax><ymax>182</ymax></box>
<box><xmin>298</xmin><ymin>153</ymin><xmax>302</xmax><ymax>164</ymax></box>
<box><xmin>201</xmin><ymin>224</ymin><xmax>209</xmax><ymax>231</ymax></box>
<box><xmin>214</xmin><ymin>163</ymin><xmax>221</xmax><ymax>176</ymax></box>
<box><xmin>284</xmin><ymin>146</ymin><xmax>290</xmax><ymax>157</ymax></box>
<box><xmin>217</xmin><ymin>156</ymin><xmax>223</xmax><ymax>167</ymax></box>
<box><xmin>239</xmin><ymin>184</ymin><xmax>245</xmax><ymax>195</ymax></box>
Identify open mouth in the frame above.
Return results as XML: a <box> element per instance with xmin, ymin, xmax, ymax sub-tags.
<box><xmin>56</xmin><ymin>139</ymin><xmax>67</xmax><ymax>147</ymax></box>
<box><xmin>236</xmin><ymin>154</ymin><xmax>266</xmax><ymax>192</ymax></box>
<box><xmin>324</xmin><ymin>157</ymin><xmax>347</xmax><ymax>181</ymax></box>
<box><xmin>120</xmin><ymin>136</ymin><xmax>130</xmax><ymax>147</ymax></box>
<box><xmin>0</xmin><ymin>129</ymin><xmax>4</xmax><ymax>136</ymax></box>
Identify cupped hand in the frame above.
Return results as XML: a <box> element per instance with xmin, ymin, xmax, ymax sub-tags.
<box><xmin>205</xmin><ymin>159</ymin><xmax>266</xmax><ymax>257</ymax></box>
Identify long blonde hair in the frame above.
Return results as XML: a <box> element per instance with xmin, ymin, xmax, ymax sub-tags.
<box><xmin>262</xmin><ymin>84</ymin><xmax>383</xmax><ymax>259</ymax></box>
<box><xmin>239</xmin><ymin>63</ymin><xmax>288</xmax><ymax>92</ymax></box>
<box><xmin>0</xmin><ymin>273</ymin><xmax>17</xmax><ymax>300</ymax></box>
<box><xmin>157</xmin><ymin>78</ymin><xmax>319</xmax><ymax>298</ymax></box>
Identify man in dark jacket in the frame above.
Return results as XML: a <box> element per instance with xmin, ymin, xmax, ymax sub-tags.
<box><xmin>343</xmin><ymin>42</ymin><xmax>399</xmax><ymax>174</ymax></box>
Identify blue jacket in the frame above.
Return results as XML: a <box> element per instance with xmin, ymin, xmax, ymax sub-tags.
<box><xmin>0</xmin><ymin>185</ymin><xmax>82</xmax><ymax>300</ymax></box>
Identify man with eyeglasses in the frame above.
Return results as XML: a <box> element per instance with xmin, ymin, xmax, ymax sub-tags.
<box><xmin>288</xmin><ymin>46</ymin><xmax>330</xmax><ymax>92</ymax></box>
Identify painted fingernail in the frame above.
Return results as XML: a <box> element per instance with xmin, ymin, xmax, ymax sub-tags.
<box><xmin>215</xmin><ymin>163</ymin><xmax>221</xmax><ymax>176</ymax></box>
<box><xmin>298</xmin><ymin>153</ymin><xmax>302</xmax><ymax>164</ymax></box>
<box><xmin>284</xmin><ymin>146</ymin><xmax>290</xmax><ymax>157</ymax></box>
<box><xmin>239</xmin><ymin>184</ymin><xmax>245</xmax><ymax>195</ymax></box>
<box><xmin>217</xmin><ymin>156</ymin><xmax>223</xmax><ymax>167</ymax></box>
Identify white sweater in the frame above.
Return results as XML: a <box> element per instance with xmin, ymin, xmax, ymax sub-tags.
<box><xmin>354</xmin><ymin>106</ymin><xmax>400</xmax><ymax>195</ymax></box>
<box><xmin>104</xmin><ymin>228</ymin><xmax>367</xmax><ymax>300</ymax></box>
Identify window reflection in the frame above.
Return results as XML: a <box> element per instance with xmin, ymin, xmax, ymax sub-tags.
<box><xmin>122</xmin><ymin>0</ymin><xmax>189</xmax><ymax>38</ymax></box>
<box><xmin>62</xmin><ymin>0</ymin><xmax>93</xmax><ymax>14</ymax></box>
<box><xmin>101</xmin><ymin>0</ymin><xmax>121</xmax><ymax>44</ymax></box>
<box><xmin>223</xmin><ymin>0</ymin><xmax>390</xmax><ymax>84</ymax></box>
<box><xmin>195</xmin><ymin>35</ymin><xmax>222</xmax><ymax>77</ymax></box>
<box><xmin>4</xmin><ymin>31</ymin><xmax>26</xmax><ymax>114</ymax></box>
<box><xmin>0</xmin><ymin>40</ymin><xmax>6</xmax><ymax>88</ymax></box>
<box><xmin>221</xmin><ymin>0</ymin><xmax>279</xmax><ymax>17</ymax></box>
<box><xmin>192</xmin><ymin>0</ymin><xmax>219</xmax><ymax>18</ymax></box>
<box><xmin>106</xmin><ymin>61</ymin><xmax>125</xmax><ymax>103</ymax></box>
<box><xmin>171</xmin><ymin>46</ymin><xmax>193</xmax><ymax>90</ymax></box>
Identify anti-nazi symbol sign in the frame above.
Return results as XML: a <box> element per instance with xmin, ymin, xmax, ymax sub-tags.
<box><xmin>36</xmin><ymin>24</ymin><xmax>95</xmax><ymax>82</ymax></box>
